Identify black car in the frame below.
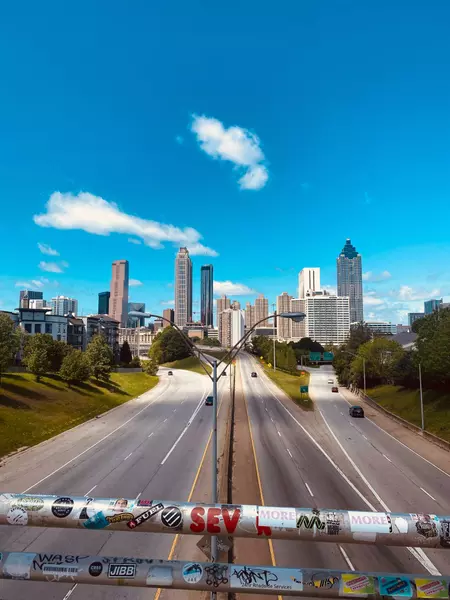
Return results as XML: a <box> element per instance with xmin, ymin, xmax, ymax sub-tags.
<box><xmin>205</xmin><ymin>396</ymin><xmax>213</xmax><ymax>406</ymax></box>
<box><xmin>222</xmin><ymin>370</ymin><xmax>227</xmax><ymax>376</ymax></box>
<box><xmin>349</xmin><ymin>405</ymin><xmax>364</xmax><ymax>418</ymax></box>
<box><xmin>168</xmin><ymin>371</ymin><xmax>173</xmax><ymax>376</ymax></box>
<box><xmin>251</xmin><ymin>372</ymin><xmax>257</xmax><ymax>377</ymax></box>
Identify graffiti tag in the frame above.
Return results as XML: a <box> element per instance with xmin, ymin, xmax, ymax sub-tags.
<box><xmin>232</xmin><ymin>566</ymin><xmax>278</xmax><ymax>587</ymax></box>
<box><xmin>205</xmin><ymin>564</ymin><xmax>229</xmax><ymax>588</ymax></box>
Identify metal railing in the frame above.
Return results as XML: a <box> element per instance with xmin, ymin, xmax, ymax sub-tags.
<box><xmin>1</xmin><ymin>550</ymin><xmax>449</xmax><ymax>597</ymax></box>
<box><xmin>1</xmin><ymin>494</ymin><xmax>449</xmax><ymax>549</ymax></box>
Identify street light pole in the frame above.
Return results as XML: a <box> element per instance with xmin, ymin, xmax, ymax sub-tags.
<box><xmin>272</xmin><ymin>304</ymin><xmax>277</xmax><ymax>371</ymax></box>
<box><xmin>363</xmin><ymin>357</ymin><xmax>366</xmax><ymax>395</ymax></box>
<box><xmin>419</xmin><ymin>362</ymin><xmax>424</xmax><ymax>431</ymax></box>
<box><xmin>211</xmin><ymin>359</ymin><xmax>218</xmax><ymax>570</ymax></box>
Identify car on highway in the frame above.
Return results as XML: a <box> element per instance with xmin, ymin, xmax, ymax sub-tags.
<box><xmin>251</xmin><ymin>372</ymin><xmax>257</xmax><ymax>377</ymax></box>
<box><xmin>205</xmin><ymin>396</ymin><xmax>213</xmax><ymax>406</ymax></box>
<box><xmin>349</xmin><ymin>405</ymin><xmax>364</xmax><ymax>418</ymax></box>
<box><xmin>222</xmin><ymin>370</ymin><xmax>227</xmax><ymax>375</ymax></box>
<box><xmin>331</xmin><ymin>386</ymin><xmax>338</xmax><ymax>392</ymax></box>
<box><xmin>328</xmin><ymin>378</ymin><xmax>334</xmax><ymax>384</ymax></box>
<box><xmin>168</xmin><ymin>371</ymin><xmax>173</xmax><ymax>376</ymax></box>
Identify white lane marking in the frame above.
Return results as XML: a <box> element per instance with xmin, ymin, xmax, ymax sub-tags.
<box><xmin>21</xmin><ymin>383</ymin><xmax>171</xmax><ymax>494</ymax></box>
<box><xmin>265</xmin><ymin>407</ymin><xmax>268</xmax><ymax>412</ymax></box>
<box><xmin>148</xmin><ymin>432</ymin><xmax>154</xmax><ymax>438</ymax></box>
<box><xmin>339</xmin><ymin>546</ymin><xmax>355</xmax><ymax>571</ymax></box>
<box><xmin>256</xmin><ymin>367</ymin><xmax>441</xmax><ymax>576</ymax></box>
<box><xmin>362</xmin><ymin>434</ymin><xmax>368</xmax><ymax>440</ymax></box>
<box><xmin>340</xmin><ymin>412</ymin><xmax>344</xmax><ymax>416</ymax></box>
<box><xmin>340</xmin><ymin>396</ymin><xmax>450</xmax><ymax>479</ymax></box>
<box><xmin>305</xmin><ymin>482</ymin><xmax>314</xmax><ymax>497</ymax></box>
<box><xmin>84</xmin><ymin>485</ymin><xmax>97</xmax><ymax>497</ymax></box>
<box><xmin>124</xmin><ymin>452</ymin><xmax>133</xmax><ymax>461</ymax></box>
<box><xmin>62</xmin><ymin>584</ymin><xmax>78</xmax><ymax>600</ymax></box>
<box><xmin>163</xmin><ymin>418</ymin><xmax>168</xmax><ymax>423</ymax></box>
<box><xmin>270</xmin><ymin>417</ymin><xmax>274</xmax><ymax>423</ymax></box>
<box><xmin>277</xmin><ymin>430</ymin><xmax>282</xmax><ymax>437</ymax></box>
<box><xmin>173</xmin><ymin>409</ymin><xmax>177</xmax><ymax>413</ymax></box>
<box><xmin>136</xmin><ymin>492</ymin><xmax>142</xmax><ymax>500</ymax></box>
<box><xmin>287</xmin><ymin>449</ymin><xmax>293</xmax><ymax>458</ymax></box>
<box><xmin>421</xmin><ymin>487</ymin><xmax>437</xmax><ymax>501</ymax></box>
<box><xmin>383</xmin><ymin>454</ymin><xmax>392</xmax><ymax>463</ymax></box>
<box><xmin>160</xmin><ymin>391</ymin><xmax>207</xmax><ymax>465</ymax></box>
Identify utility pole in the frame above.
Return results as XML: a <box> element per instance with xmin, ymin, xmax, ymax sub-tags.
<box><xmin>272</xmin><ymin>303</ymin><xmax>277</xmax><ymax>371</ymax></box>
<box><xmin>419</xmin><ymin>362</ymin><xmax>424</xmax><ymax>431</ymax></box>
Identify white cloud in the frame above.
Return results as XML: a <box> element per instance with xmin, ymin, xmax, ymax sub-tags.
<box><xmin>161</xmin><ymin>299</ymin><xmax>175</xmax><ymax>306</ymax></box>
<box><xmin>362</xmin><ymin>270</ymin><xmax>391</xmax><ymax>282</ymax></box>
<box><xmin>39</xmin><ymin>261</ymin><xmax>67</xmax><ymax>273</ymax></box>
<box><xmin>31</xmin><ymin>280</ymin><xmax>44</xmax><ymax>288</ymax></box>
<box><xmin>364</xmin><ymin>296</ymin><xmax>385</xmax><ymax>306</ymax></box>
<box><xmin>34</xmin><ymin>192</ymin><xmax>218</xmax><ymax>257</ymax></box>
<box><xmin>38</xmin><ymin>242</ymin><xmax>59</xmax><ymax>256</ymax></box>
<box><xmin>214</xmin><ymin>280</ymin><xmax>257</xmax><ymax>296</ymax></box>
<box><xmin>15</xmin><ymin>277</ymin><xmax>50</xmax><ymax>288</ymax></box>
<box><xmin>323</xmin><ymin>284</ymin><xmax>337</xmax><ymax>295</ymax></box>
<box><xmin>128</xmin><ymin>238</ymin><xmax>142</xmax><ymax>245</ymax></box>
<box><xmin>191</xmin><ymin>115</ymin><xmax>268</xmax><ymax>190</ymax></box>
<box><xmin>395</xmin><ymin>285</ymin><xmax>441</xmax><ymax>301</ymax></box>
<box><xmin>15</xmin><ymin>281</ymin><xmax>33</xmax><ymax>288</ymax></box>
<box><xmin>129</xmin><ymin>279</ymin><xmax>143</xmax><ymax>286</ymax></box>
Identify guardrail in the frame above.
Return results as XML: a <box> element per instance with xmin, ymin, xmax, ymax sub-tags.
<box><xmin>1</xmin><ymin>550</ymin><xmax>449</xmax><ymax>597</ymax></box>
<box><xmin>1</xmin><ymin>493</ymin><xmax>449</xmax><ymax>549</ymax></box>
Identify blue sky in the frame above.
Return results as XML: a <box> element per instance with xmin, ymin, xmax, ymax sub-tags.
<box><xmin>1</xmin><ymin>0</ymin><xmax>449</xmax><ymax>323</ymax></box>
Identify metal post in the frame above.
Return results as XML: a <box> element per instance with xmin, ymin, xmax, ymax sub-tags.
<box><xmin>419</xmin><ymin>362</ymin><xmax>424</xmax><ymax>431</ymax></box>
<box><xmin>273</xmin><ymin>308</ymin><xmax>277</xmax><ymax>371</ymax></box>
<box><xmin>363</xmin><ymin>358</ymin><xmax>366</xmax><ymax>395</ymax></box>
<box><xmin>137</xmin><ymin>326</ymin><xmax>140</xmax><ymax>359</ymax></box>
<box><xmin>211</xmin><ymin>360</ymin><xmax>218</xmax><ymax>599</ymax></box>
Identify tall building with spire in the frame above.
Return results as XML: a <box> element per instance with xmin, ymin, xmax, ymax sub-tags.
<box><xmin>337</xmin><ymin>239</ymin><xmax>363</xmax><ymax>324</ymax></box>
<box><xmin>200</xmin><ymin>265</ymin><xmax>214</xmax><ymax>327</ymax></box>
<box><xmin>174</xmin><ymin>247</ymin><xmax>192</xmax><ymax>327</ymax></box>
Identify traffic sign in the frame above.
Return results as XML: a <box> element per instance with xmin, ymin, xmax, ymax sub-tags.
<box><xmin>309</xmin><ymin>352</ymin><xmax>321</xmax><ymax>361</ymax></box>
<box><xmin>300</xmin><ymin>385</ymin><xmax>309</xmax><ymax>393</ymax></box>
<box><xmin>323</xmin><ymin>351</ymin><xmax>334</xmax><ymax>361</ymax></box>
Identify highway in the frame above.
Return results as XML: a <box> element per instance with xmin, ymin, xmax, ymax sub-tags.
<box><xmin>0</xmin><ymin>367</ymin><xmax>223</xmax><ymax>600</ymax></box>
<box><xmin>239</xmin><ymin>353</ymin><xmax>450</xmax><ymax>592</ymax></box>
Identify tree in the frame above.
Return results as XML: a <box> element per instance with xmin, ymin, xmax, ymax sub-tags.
<box><xmin>47</xmin><ymin>340</ymin><xmax>71</xmax><ymax>372</ymax></box>
<box><xmin>0</xmin><ymin>313</ymin><xmax>22</xmax><ymax>384</ymax></box>
<box><xmin>414</xmin><ymin>307</ymin><xmax>450</xmax><ymax>389</ymax></box>
<box><xmin>333</xmin><ymin>324</ymin><xmax>372</xmax><ymax>386</ymax></box>
<box><xmin>119</xmin><ymin>341</ymin><xmax>133</xmax><ymax>365</ymax></box>
<box><xmin>85</xmin><ymin>334</ymin><xmax>113</xmax><ymax>380</ymax></box>
<box><xmin>202</xmin><ymin>338</ymin><xmax>221</xmax><ymax>347</ymax></box>
<box><xmin>129</xmin><ymin>356</ymin><xmax>141</xmax><ymax>368</ymax></box>
<box><xmin>23</xmin><ymin>334</ymin><xmax>53</xmax><ymax>381</ymax></box>
<box><xmin>352</xmin><ymin>337</ymin><xmax>404</xmax><ymax>387</ymax></box>
<box><xmin>291</xmin><ymin>337</ymin><xmax>324</xmax><ymax>353</ymax></box>
<box><xmin>148</xmin><ymin>326</ymin><xmax>191</xmax><ymax>364</ymax></box>
<box><xmin>60</xmin><ymin>350</ymin><xmax>91</xmax><ymax>386</ymax></box>
<box><xmin>144</xmin><ymin>358</ymin><xmax>158</xmax><ymax>376</ymax></box>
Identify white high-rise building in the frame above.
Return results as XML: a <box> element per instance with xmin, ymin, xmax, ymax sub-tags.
<box><xmin>276</xmin><ymin>292</ymin><xmax>293</xmax><ymax>340</ymax></box>
<box><xmin>299</xmin><ymin>268</ymin><xmax>321</xmax><ymax>298</ymax></box>
<box><xmin>51</xmin><ymin>296</ymin><xmax>78</xmax><ymax>316</ymax></box>
<box><xmin>174</xmin><ymin>247</ymin><xmax>192</xmax><ymax>327</ymax></box>
<box><xmin>219</xmin><ymin>308</ymin><xmax>244</xmax><ymax>348</ymax></box>
<box><xmin>232</xmin><ymin>309</ymin><xmax>245</xmax><ymax>348</ymax></box>
<box><xmin>304</xmin><ymin>295</ymin><xmax>350</xmax><ymax>345</ymax></box>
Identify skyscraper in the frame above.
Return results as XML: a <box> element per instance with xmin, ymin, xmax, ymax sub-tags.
<box><xmin>304</xmin><ymin>295</ymin><xmax>350</xmax><ymax>345</ymax></box>
<box><xmin>245</xmin><ymin>302</ymin><xmax>255</xmax><ymax>329</ymax></box>
<box><xmin>200</xmin><ymin>265</ymin><xmax>214</xmax><ymax>327</ymax></box>
<box><xmin>51</xmin><ymin>296</ymin><xmax>78</xmax><ymax>316</ymax></box>
<box><xmin>337</xmin><ymin>239</ymin><xmax>363</xmax><ymax>324</ymax></box>
<box><xmin>98</xmin><ymin>291</ymin><xmax>110</xmax><ymax>314</ymax></box>
<box><xmin>299</xmin><ymin>268</ymin><xmax>321</xmax><ymax>298</ymax></box>
<box><xmin>254</xmin><ymin>294</ymin><xmax>269</xmax><ymax>326</ymax></box>
<box><xmin>216</xmin><ymin>295</ymin><xmax>231</xmax><ymax>327</ymax></box>
<box><xmin>174</xmin><ymin>247</ymin><xmax>192</xmax><ymax>327</ymax></box>
<box><xmin>127</xmin><ymin>302</ymin><xmax>146</xmax><ymax>327</ymax></box>
<box><xmin>163</xmin><ymin>308</ymin><xmax>175</xmax><ymax>328</ymax></box>
<box><xmin>109</xmin><ymin>260</ymin><xmax>129</xmax><ymax>327</ymax></box>
<box><xmin>424</xmin><ymin>299</ymin><xmax>443</xmax><ymax>314</ymax></box>
<box><xmin>19</xmin><ymin>289</ymin><xmax>43</xmax><ymax>308</ymax></box>
<box><xmin>276</xmin><ymin>292</ymin><xmax>293</xmax><ymax>339</ymax></box>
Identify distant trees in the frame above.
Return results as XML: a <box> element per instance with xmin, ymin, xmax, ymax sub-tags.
<box><xmin>59</xmin><ymin>351</ymin><xmax>91</xmax><ymax>386</ymax></box>
<box><xmin>250</xmin><ymin>335</ymin><xmax>297</xmax><ymax>374</ymax></box>
<box><xmin>201</xmin><ymin>338</ymin><xmax>221</xmax><ymax>347</ymax></box>
<box><xmin>352</xmin><ymin>337</ymin><xmax>404</xmax><ymax>387</ymax></box>
<box><xmin>119</xmin><ymin>341</ymin><xmax>133</xmax><ymax>365</ymax></box>
<box><xmin>414</xmin><ymin>307</ymin><xmax>450</xmax><ymax>389</ymax></box>
<box><xmin>149</xmin><ymin>327</ymin><xmax>191</xmax><ymax>364</ymax></box>
<box><xmin>144</xmin><ymin>358</ymin><xmax>158</xmax><ymax>376</ymax></box>
<box><xmin>85</xmin><ymin>335</ymin><xmax>113</xmax><ymax>381</ymax></box>
<box><xmin>23</xmin><ymin>334</ymin><xmax>53</xmax><ymax>382</ymax></box>
<box><xmin>0</xmin><ymin>313</ymin><xmax>22</xmax><ymax>384</ymax></box>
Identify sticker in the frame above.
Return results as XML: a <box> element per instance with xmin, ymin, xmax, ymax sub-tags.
<box><xmin>138</xmin><ymin>499</ymin><xmax>152</xmax><ymax>507</ymax></box>
<box><xmin>305</xmin><ymin>573</ymin><xmax>340</xmax><ymax>590</ymax></box>
<box><xmin>297</xmin><ymin>510</ymin><xmax>326</xmax><ymax>533</ymax></box>
<box><xmin>127</xmin><ymin>503</ymin><xmax>164</xmax><ymax>529</ymax></box>
<box><xmin>7</xmin><ymin>507</ymin><xmax>28</xmax><ymax>526</ymax></box>
<box><xmin>378</xmin><ymin>577</ymin><xmax>413</xmax><ymax>597</ymax></box>
<box><xmin>42</xmin><ymin>565</ymin><xmax>78</xmax><ymax>577</ymax></box>
<box><xmin>83</xmin><ymin>511</ymin><xmax>110</xmax><ymax>530</ymax></box>
<box><xmin>161</xmin><ymin>506</ymin><xmax>182</xmax><ymax>528</ymax></box>
<box><xmin>325</xmin><ymin>511</ymin><xmax>343</xmax><ymax>535</ymax></box>
<box><xmin>89</xmin><ymin>562</ymin><xmax>103</xmax><ymax>577</ymax></box>
<box><xmin>416</xmin><ymin>579</ymin><xmax>448</xmax><ymax>599</ymax></box>
<box><xmin>394</xmin><ymin>517</ymin><xmax>409</xmax><ymax>534</ymax></box>
<box><xmin>342</xmin><ymin>574</ymin><xmax>376</xmax><ymax>594</ymax></box>
<box><xmin>348</xmin><ymin>511</ymin><xmax>391</xmax><ymax>533</ymax></box>
<box><xmin>105</xmin><ymin>512</ymin><xmax>134</xmax><ymax>524</ymax></box>
<box><xmin>108</xmin><ymin>564</ymin><xmax>136</xmax><ymax>578</ymax></box>
<box><xmin>413</xmin><ymin>514</ymin><xmax>438</xmax><ymax>539</ymax></box>
<box><xmin>111</xmin><ymin>498</ymin><xmax>130</xmax><ymax>514</ymax></box>
<box><xmin>77</xmin><ymin>497</ymin><xmax>97</xmax><ymax>520</ymax></box>
<box><xmin>146</xmin><ymin>566</ymin><xmax>174</xmax><ymax>586</ymax></box>
<box><xmin>3</xmin><ymin>552</ymin><xmax>35</xmax><ymax>580</ymax></box>
<box><xmin>205</xmin><ymin>564</ymin><xmax>229</xmax><ymax>587</ymax></box>
<box><xmin>258</xmin><ymin>506</ymin><xmax>297</xmax><ymax>529</ymax></box>
<box><xmin>231</xmin><ymin>565</ymin><xmax>303</xmax><ymax>591</ymax></box>
<box><xmin>52</xmin><ymin>497</ymin><xmax>74</xmax><ymax>518</ymax></box>
<box><xmin>12</xmin><ymin>496</ymin><xmax>44</xmax><ymax>512</ymax></box>
<box><xmin>182</xmin><ymin>563</ymin><xmax>203</xmax><ymax>584</ymax></box>
<box><xmin>440</xmin><ymin>519</ymin><xmax>450</xmax><ymax>548</ymax></box>
<box><xmin>0</xmin><ymin>553</ymin><xmax>2</xmax><ymax>562</ymax></box>
<box><xmin>190</xmin><ymin>506</ymin><xmax>240</xmax><ymax>534</ymax></box>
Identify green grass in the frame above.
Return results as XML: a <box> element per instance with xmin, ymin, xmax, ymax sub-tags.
<box><xmin>202</xmin><ymin>349</ymin><xmax>231</xmax><ymax>361</ymax></box>
<box><xmin>261</xmin><ymin>363</ymin><xmax>313</xmax><ymax>411</ymax></box>
<box><xmin>163</xmin><ymin>356</ymin><xmax>212</xmax><ymax>375</ymax></box>
<box><xmin>367</xmin><ymin>385</ymin><xmax>450</xmax><ymax>443</ymax></box>
<box><xmin>0</xmin><ymin>372</ymin><xmax>159</xmax><ymax>459</ymax></box>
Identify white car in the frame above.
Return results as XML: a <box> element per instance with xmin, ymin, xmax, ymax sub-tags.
<box><xmin>327</xmin><ymin>379</ymin><xmax>334</xmax><ymax>384</ymax></box>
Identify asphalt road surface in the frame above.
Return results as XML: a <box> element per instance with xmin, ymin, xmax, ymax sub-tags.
<box><xmin>0</xmin><ymin>367</ymin><xmax>224</xmax><ymax>600</ymax></box>
<box><xmin>239</xmin><ymin>354</ymin><xmax>450</xmax><ymax>593</ymax></box>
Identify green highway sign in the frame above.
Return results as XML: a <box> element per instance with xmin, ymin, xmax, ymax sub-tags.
<box><xmin>300</xmin><ymin>385</ymin><xmax>309</xmax><ymax>393</ymax></box>
<box><xmin>309</xmin><ymin>352</ymin><xmax>321</xmax><ymax>362</ymax></box>
<box><xmin>323</xmin><ymin>351</ymin><xmax>334</xmax><ymax>361</ymax></box>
